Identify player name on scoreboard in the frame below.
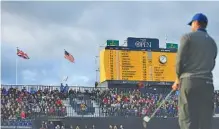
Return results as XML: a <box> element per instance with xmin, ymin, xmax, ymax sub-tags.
<box><xmin>119</xmin><ymin>51</ymin><xmax>147</xmax><ymax>81</ymax></box>
<box><xmin>100</xmin><ymin>47</ymin><xmax>177</xmax><ymax>83</ymax></box>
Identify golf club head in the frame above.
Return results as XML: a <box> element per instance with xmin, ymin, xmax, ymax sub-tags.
<box><xmin>143</xmin><ymin>116</ymin><xmax>151</xmax><ymax>122</ymax></box>
<box><xmin>143</xmin><ymin>116</ymin><xmax>151</xmax><ymax>128</ymax></box>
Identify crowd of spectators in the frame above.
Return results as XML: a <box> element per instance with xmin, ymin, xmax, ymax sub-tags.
<box><xmin>68</xmin><ymin>89</ymin><xmax>96</xmax><ymax>115</ymax></box>
<box><xmin>66</xmin><ymin>87</ymin><xmax>219</xmax><ymax>117</ymax></box>
<box><xmin>40</xmin><ymin>124</ymin><xmax>124</xmax><ymax>129</ymax></box>
<box><xmin>1</xmin><ymin>85</ymin><xmax>219</xmax><ymax>128</ymax></box>
<box><xmin>92</xmin><ymin>88</ymin><xmax>178</xmax><ymax>117</ymax></box>
<box><xmin>39</xmin><ymin>120</ymin><xmax>123</xmax><ymax>129</ymax></box>
<box><xmin>1</xmin><ymin>86</ymin><xmax>67</xmax><ymax>121</ymax></box>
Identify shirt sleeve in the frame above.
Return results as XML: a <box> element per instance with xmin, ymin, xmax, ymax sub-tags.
<box><xmin>176</xmin><ymin>34</ymin><xmax>190</xmax><ymax>79</ymax></box>
<box><xmin>212</xmin><ymin>40</ymin><xmax>218</xmax><ymax>69</ymax></box>
<box><xmin>214</xmin><ymin>41</ymin><xmax>218</xmax><ymax>59</ymax></box>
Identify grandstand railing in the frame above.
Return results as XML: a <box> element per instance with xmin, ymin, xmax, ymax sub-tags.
<box><xmin>1</xmin><ymin>84</ymin><xmax>104</xmax><ymax>92</ymax></box>
<box><xmin>1</xmin><ymin>84</ymin><xmax>174</xmax><ymax>93</ymax></box>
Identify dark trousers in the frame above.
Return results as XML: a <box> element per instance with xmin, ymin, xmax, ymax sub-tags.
<box><xmin>178</xmin><ymin>78</ymin><xmax>214</xmax><ymax>129</ymax></box>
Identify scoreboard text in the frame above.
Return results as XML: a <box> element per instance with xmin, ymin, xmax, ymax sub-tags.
<box><xmin>100</xmin><ymin>48</ymin><xmax>177</xmax><ymax>83</ymax></box>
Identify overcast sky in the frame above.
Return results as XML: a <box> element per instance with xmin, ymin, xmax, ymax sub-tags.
<box><xmin>1</xmin><ymin>1</ymin><xmax>219</xmax><ymax>89</ymax></box>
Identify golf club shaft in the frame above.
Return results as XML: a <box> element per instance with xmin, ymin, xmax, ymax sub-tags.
<box><xmin>150</xmin><ymin>89</ymin><xmax>174</xmax><ymax>118</ymax></box>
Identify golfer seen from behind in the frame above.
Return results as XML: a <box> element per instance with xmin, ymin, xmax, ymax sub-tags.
<box><xmin>172</xmin><ymin>13</ymin><xmax>218</xmax><ymax>129</ymax></box>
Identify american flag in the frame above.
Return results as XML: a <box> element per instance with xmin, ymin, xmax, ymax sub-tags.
<box><xmin>17</xmin><ymin>48</ymin><xmax>30</xmax><ymax>59</ymax></box>
<box><xmin>64</xmin><ymin>50</ymin><xmax>74</xmax><ymax>63</ymax></box>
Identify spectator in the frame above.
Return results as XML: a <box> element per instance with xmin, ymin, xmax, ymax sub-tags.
<box><xmin>64</xmin><ymin>84</ymin><xmax>69</xmax><ymax>93</ymax></box>
<box><xmin>55</xmin><ymin>125</ymin><xmax>61</xmax><ymax>129</ymax></box>
<box><xmin>20</xmin><ymin>110</ymin><xmax>26</xmax><ymax>119</ymax></box>
<box><xmin>48</xmin><ymin>121</ymin><xmax>55</xmax><ymax>129</ymax></box>
<box><xmin>60</xmin><ymin>83</ymin><xmax>64</xmax><ymax>93</ymax></box>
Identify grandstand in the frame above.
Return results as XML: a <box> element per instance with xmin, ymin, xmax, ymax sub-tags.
<box><xmin>1</xmin><ymin>85</ymin><xmax>219</xmax><ymax>129</ymax></box>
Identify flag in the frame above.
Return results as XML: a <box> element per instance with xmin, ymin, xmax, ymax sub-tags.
<box><xmin>17</xmin><ymin>48</ymin><xmax>30</xmax><ymax>59</ymax></box>
<box><xmin>62</xmin><ymin>76</ymin><xmax>68</xmax><ymax>82</ymax></box>
<box><xmin>64</xmin><ymin>50</ymin><xmax>74</xmax><ymax>63</ymax></box>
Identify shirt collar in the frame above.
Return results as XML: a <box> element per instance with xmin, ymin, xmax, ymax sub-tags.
<box><xmin>197</xmin><ymin>28</ymin><xmax>207</xmax><ymax>32</ymax></box>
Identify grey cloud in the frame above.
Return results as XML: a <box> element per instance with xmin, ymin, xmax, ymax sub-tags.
<box><xmin>1</xmin><ymin>1</ymin><xmax>92</xmax><ymax>25</ymax></box>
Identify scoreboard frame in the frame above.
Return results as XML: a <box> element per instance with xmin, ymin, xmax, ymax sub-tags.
<box><xmin>99</xmin><ymin>46</ymin><xmax>177</xmax><ymax>85</ymax></box>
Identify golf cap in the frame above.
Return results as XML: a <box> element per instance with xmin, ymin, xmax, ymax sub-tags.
<box><xmin>188</xmin><ymin>13</ymin><xmax>208</xmax><ymax>26</ymax></box>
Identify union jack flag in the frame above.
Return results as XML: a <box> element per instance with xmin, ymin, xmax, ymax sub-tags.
<box><xmin>17</xmin><ymin>48</ymin><xmax>30</xmax><ymax>59</ymax></box>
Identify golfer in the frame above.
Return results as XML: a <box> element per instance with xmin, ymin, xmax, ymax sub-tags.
<box><xmin>172</xmin><ymin>13</ymin><xmax>218</xmax><ymax>129</ymax></box>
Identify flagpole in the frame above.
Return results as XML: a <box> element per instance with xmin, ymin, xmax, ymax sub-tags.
<box><xmin>16</xmin><ymin>47</ymin><xmax>18</xmax><ymax>85</ymax></box>
<box><xmin>62</xmin><ymin>49</ymin><xmax>66</xmax><ymax>85</ymax></box>
<box><xmin>165</xmin><ymin>34</ymin><xmax>167</xmax><ymax>43</ymax></box>
<box><xmin>61</xmin><ymin>50</ymin><xmax>64</xmax><ymax>85</ymax></box>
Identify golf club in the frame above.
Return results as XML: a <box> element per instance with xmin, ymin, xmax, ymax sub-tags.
<box><xmin>142</xmin><ymin>89</ymin><xmax>175</xmax><ymax>128</ymax></box>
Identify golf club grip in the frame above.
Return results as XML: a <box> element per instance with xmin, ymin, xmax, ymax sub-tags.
<box><xmin>150</xmin><ymin>89</ymin><xmax>174</xmax><ymax>118</ymax></box>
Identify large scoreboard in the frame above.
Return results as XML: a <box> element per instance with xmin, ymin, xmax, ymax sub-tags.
<box><xmin>100</xmin><ymin>46</ymin><xmax>177</xmax><ymax>84</ymax></box>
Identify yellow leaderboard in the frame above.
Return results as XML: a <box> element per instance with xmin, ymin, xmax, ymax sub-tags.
<box><xmin>100</xmin><ymin>48</ymin><xmax>177</xmax><ymax>83</ymax></box>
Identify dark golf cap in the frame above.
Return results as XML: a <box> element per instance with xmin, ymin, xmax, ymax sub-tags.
<box><xmin>188</xmin><ymin>13</ymin><xmax>208</xmax><ymax>26</ymax></box>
